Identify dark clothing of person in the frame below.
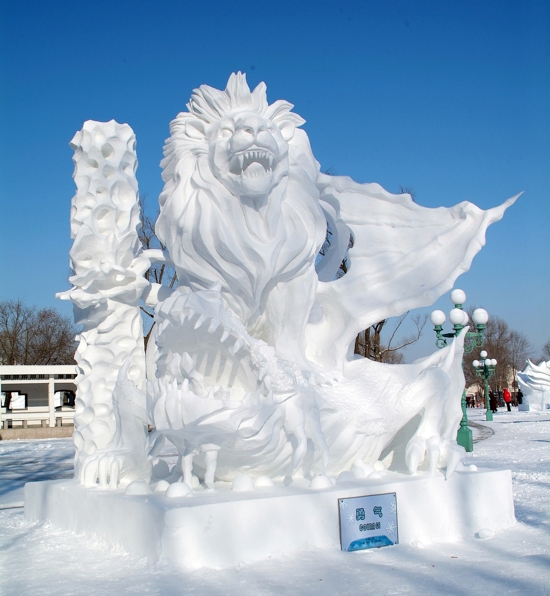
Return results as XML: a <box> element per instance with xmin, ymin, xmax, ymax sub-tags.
<box><xmin>489</xmin><ymin>391</ymin><xmax>498</xmax><ymax>413</ymax></box>
<box><xmin>517</xmin><ymin>390</ymin><xmax>523</xmax><ymax>405</ymax></box>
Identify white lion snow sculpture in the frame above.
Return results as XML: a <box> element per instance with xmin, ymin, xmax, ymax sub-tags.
<box><xmin>60</xmin><ymin>73</ymin><xmax>517</xmax><ymax>490</ymax></box>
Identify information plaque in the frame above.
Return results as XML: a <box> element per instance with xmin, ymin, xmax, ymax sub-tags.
<box><xmin>338</xmin><ymin>492</ymin><xmax>398</xmax><ymax>551</ymax></box>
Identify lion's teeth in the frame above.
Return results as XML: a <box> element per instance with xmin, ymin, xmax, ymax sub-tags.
<box><xmin>194</xmin><ymin>315</ymin><xmax>206</xmax><ymax>330</ymax></box>
<box><xmin>208</xmin><ymin>318</ymin><xmax>220</xmax><ymax>333</ymax></box>
<box><xmin>220</xmin><ymin>329</ymin><xmax>229</xmax><ymax>343</ymax></box>
<box><xmin>231</xmin><ymin>339</ymin><xmax>244</xmax><ymax>354</ymax></box>
<box><xmin>268</xmin><ymin>156</ymin><xmax>273</xmax><ymax>168</ymax></box>
<box><xmin>238</xmin><ymin>154</ymin><xmax>244</xmax><ymax>170</ymax></box>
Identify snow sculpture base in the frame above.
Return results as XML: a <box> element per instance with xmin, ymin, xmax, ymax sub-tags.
<box><xmin>25</xmin><ymin>469</ymin><xmax>514</xmax><ymax>570</ymax></box>
<box><xmin>518</xmin><ymin>402</ymin><xmax>550</xmax><ymax>412</ymax></box>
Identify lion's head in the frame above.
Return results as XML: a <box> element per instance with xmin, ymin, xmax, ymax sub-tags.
<box><xmin>156</xmin><ymin>74</ymin><xmax>326</xmax><ymax>357</ymax></box>
<box><xmin>160</xmin><ymin>72</ymin><xmax>306</xmax><ymax>206</ymax></box>
<box><xmin>208</xmin><ymin>110</ymin><xmax>289</xmax><ymax>200</ymax></box>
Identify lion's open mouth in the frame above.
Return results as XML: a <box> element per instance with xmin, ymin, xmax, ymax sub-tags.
<box><xmin>229</xmin><ymin>149</ymin><xmax>275</xmax><ymax>178</ymax></box>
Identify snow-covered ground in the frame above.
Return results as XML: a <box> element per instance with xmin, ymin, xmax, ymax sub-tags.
<box><xmin>1</xmin><ymin>408</ymin><xmax>549</xmax><ymax>595</ymax></box>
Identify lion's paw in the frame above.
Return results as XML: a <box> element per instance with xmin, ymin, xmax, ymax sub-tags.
<box><xmin>80</xmin><ymin>448</ymin><xmax>152</xmax><ymax>489</ymax></box>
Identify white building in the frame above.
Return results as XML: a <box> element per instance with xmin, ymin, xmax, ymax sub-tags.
<box><xmin>0</xmin><ymin>365</ymin><xmax>77</xmax><ymax>429</ymax></box>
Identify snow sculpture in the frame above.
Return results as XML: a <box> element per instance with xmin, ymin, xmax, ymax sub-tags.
<box><xmin>58</xmin><ymin>121</ymin><xmax>151</xmax><ymax>485</ymax></box>
<box><xmin>61</xmin><ymin>73</ymin><xmax>518</xmax><ymax>490</ymax></box>
<box><xmin>517</xmin><ymin>360</ymin><xmax>550</xmax><ymax>411</ymax></box>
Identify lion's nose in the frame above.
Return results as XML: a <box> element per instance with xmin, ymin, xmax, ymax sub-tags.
<box><xmin>230</xmin><ymin>115</ymin><xmax>267</xmax><ymax>147</ymax></box>
<box><xmin>239</xmin><ymin>118</ymin><xmax>265</xmax><ymax>139</ymax></box>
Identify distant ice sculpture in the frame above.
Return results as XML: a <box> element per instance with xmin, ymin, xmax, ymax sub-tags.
<box><xmin>517</xmin><ymin>360</ymin><xmax>550</xmax><ymax>411</ymax></box>
<box><xmin>59</xmin><ymin>73</ymin><xmax>518</xmax><ymax>490</ymax></box>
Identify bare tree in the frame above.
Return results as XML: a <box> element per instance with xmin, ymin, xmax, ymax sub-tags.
<box><xmin>0</xmin><ymin>299</ymin><xmax>77</xmax><ymax>365</ymax></box>
<box><xmin>541</xmin><ymin>340</ymin><xmax>550</xmax><ymax>362</ymax></box>
<box><xmin>138</xmin><ymin>197</ymin><xmax>178</xmax><ymax>351</ymax></box>
<box><xmin>335</xmin><ymin>233</ymin><xmax>354</xmax><ymax>278</ymax></box>
<box><xmin>354</xmin><ymin>313</ymin><xmax>428</xmax><ymax>363</ymax></box>
<box><xmin>399</xmin><ymin>186</ymin><xmax>416</xmax><ymax>202</ymax></box>
<box><xmin>508</xmin><ymin>330</ymin><xmax>533</xmax><ymax>389</ymax></box>
<box><xmin>463</xmin><ymin>311</ymin><xmax>533</xmax><ymax>394</ymax></box>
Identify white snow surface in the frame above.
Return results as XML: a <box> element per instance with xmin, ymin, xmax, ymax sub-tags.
<box><xmin>1</xmin><ymin>408</ymin><xmax>549</xmax><ymax>595</ymax></box>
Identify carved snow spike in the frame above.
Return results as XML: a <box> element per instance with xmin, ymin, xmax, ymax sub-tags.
<box><xmin>208</xmin><ymin>318</ymin><xmax>221</xmax><ymax>333</ymax></box>
<box><xmin>231</xmin><ymin>339</ymin><xmax>244</xmax><ymax>354</ymax></box>
<box><xmin>220</xmin><ymin>329</ymin><xmax>230</xmax><ymax>343</ymax></box>
<box><xmin>194</xmin><ymin>314</ymin><xmax>207</xmax><ymax>330</ymax></box>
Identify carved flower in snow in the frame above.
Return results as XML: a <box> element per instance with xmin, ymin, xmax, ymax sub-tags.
<box><xmin>60</xmin><ymin>256</ymin><xmax>150</xmax><ymax>307</ymax></box>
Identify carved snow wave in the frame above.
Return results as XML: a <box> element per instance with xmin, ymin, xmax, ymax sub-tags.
<box><xmin>518</xmin><ymin>360</ymin><xmax>550</xmax><ymax>392</ymax></box>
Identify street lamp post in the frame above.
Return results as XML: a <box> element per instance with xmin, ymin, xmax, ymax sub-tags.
<box><xmin>430</xmin><ymin>289</ymin><xmax>489</xmax><ymax>453</ymax></box>
<box><xmin>472</xmin><ymin>351</ymin><xmax>497</xmax><ymax>422</ymax></box>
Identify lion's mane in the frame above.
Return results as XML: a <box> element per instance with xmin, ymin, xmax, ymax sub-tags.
<box><xmin>156</xmin><ymin>74</ymin><xmax>327</xmax><ymax>336</ymax></box>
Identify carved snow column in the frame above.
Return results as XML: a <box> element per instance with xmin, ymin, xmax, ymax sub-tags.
<box><xmin>59</xmin><ymin>120</ymin><xmax>149</xmax><ymax>478</ymax></box>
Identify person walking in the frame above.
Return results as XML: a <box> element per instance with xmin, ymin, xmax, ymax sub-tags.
<box><xmin>489</xmin><ymin>390</ymin><xmax>498</xmax><ymax>413</ymax></box>
<box><xmin>517</xmin><ymin>389</ymin><xmax>524</xmax><ymax>406</ymax></box>
<box><xmin>503</xmin><ymin>387</ymin><xmax>512</xmax><ymax>412</ymax></box>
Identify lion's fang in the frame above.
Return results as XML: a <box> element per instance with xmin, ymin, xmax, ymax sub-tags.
<box><xmin>231</xmin><ymin>339</ymin><xmax>244</xmax><ymax>354</ymax></box>
<box><xmin>194</xmin><ymin>315</ymin><xmax>206</xmax><ymax>329</ymax></box>
<box><xmin>208</xmin><ymin>319</ymin><xmax>220</xmax><ymax>333</ymax></box>
<box><xmin>220</xmin><ymin>329</ymin><xmax>229</xmax><ymax>343</ymax></box>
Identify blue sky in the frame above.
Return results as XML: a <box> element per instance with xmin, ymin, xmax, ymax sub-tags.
<box><xmin>1</xmin><ymin>0</ymin><xmax>548</xmax><ymax>361</ymax></box>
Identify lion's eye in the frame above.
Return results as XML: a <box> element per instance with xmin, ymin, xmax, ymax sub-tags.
<box><xmin>218</xmin><ymin>128</ymin><xmax>233</xmax><ymax>139</ymax></box>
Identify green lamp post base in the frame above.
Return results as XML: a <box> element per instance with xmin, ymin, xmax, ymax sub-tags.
<box><xmin>457</xmin><ymin>425</ymin><xmax>474</xmax><ymax>452</ymax></box>
<box><xmin>456</xmin><ymin>389</ymin><xmax>474</xmax><ymax>452</ymax></box>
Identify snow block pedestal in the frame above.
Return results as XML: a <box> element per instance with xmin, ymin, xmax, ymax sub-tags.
<box><xmin>25</xmin><ymin>469</ymin><xmax>515</xmax><ymax>570</ymax></box>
